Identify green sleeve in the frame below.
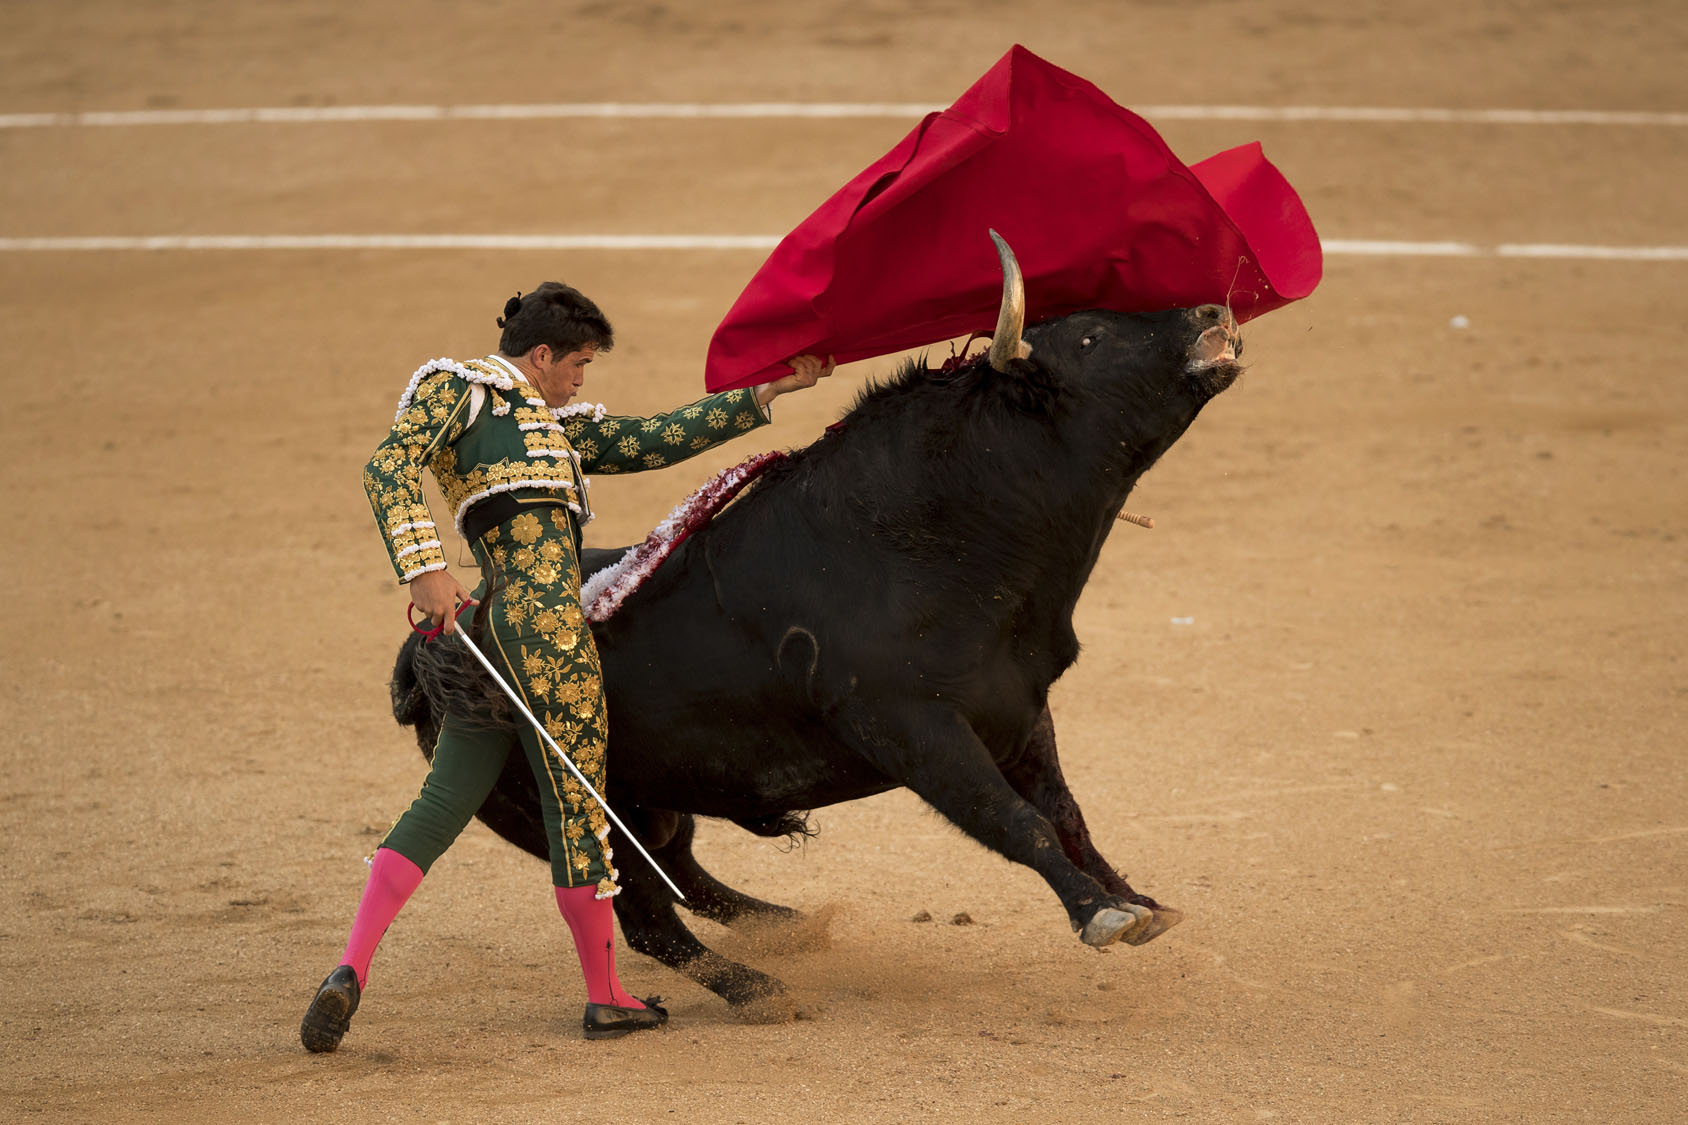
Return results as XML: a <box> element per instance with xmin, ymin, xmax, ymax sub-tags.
<box><xmin>558</xmin><ymin>386</ymin><xmax>770</xmax><ymax>475</ymax></box>
<box><xmin>363</xmin><ymin>371</ymin><xmax>474</xmax><ymax>582</ymax></box>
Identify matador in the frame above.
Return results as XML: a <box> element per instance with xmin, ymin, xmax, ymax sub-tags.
<box><xmin>301</xmin><ymin>281</ymin><xmax>830</xmax><ymax>1050</ymax></box>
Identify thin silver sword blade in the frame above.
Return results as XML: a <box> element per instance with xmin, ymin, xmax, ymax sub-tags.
<box><xmin>446</xmin><ymin>628</ymin><xmax>686</xmax><ymax>901</ymax></box>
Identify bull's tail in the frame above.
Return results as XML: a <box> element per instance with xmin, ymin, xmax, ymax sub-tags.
<box><xmin>730</xmin><ymin>811</ymin><xmax>818</xmax><ymax>848</ymax></box>
<box><xmin>390</xmin><ymin>630</ymin><xmax>431</xmax><ymax>732</ymax></box>
<box><xmin>387</xmin><ymin>627</ymin><xmax>548</xmax><ymax>859</ymax></box>
<box><xmin>389</xmin><ymin>627</ymin><xmax>511</xmax><ymax>765</ymax></box>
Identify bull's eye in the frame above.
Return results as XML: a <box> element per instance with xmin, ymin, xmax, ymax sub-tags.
<box><xmin>1079</xmin><ymin>335</ymin><xmax>1096</xmax><ymax>351</ymax></box>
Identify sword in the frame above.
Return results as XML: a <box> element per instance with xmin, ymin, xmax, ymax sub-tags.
<box><xmin>441</xmin><ymin>622</ymin><xmax>687</xmax><ymax>902</ymax></box>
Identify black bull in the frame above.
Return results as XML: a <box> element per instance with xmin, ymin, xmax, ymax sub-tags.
<box><xmin>391</xmin><ymin>257</ymin><xmax>1246</xmax><ymax>1010</ymax></box>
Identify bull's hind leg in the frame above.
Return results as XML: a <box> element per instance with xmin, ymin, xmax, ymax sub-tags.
<box><xmin>662</xmin><ymin>813</ymin><xmax>804</xmax><ymax>929</ymax></box>
<box><xmin>1001</xmin><ymin>709</ymin><xmax>1183</xmax><ymax>946</ymax></box>
<box><xmin>833</xmin><ymin>701</ymin><xmax>1162</xmax><ymax>949</ymax></box>
<box><xmin>612</xmin><ymin>809</ymin><xmax>790</xmax><ymax>1012</ymax></box>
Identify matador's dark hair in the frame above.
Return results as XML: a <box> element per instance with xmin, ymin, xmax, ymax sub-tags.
<box><xmin>496</xmin><ymin>281</ymin><xmax>615</xmax><ymax>357</ymax></box>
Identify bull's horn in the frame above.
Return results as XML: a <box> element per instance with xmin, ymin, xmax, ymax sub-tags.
<box><xmin>987</xmin><ymin>229</ymin><xmax>1031</xmax><ymax>372</ymax></box>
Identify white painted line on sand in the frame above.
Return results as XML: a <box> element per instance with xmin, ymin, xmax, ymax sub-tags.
<box><xmin>0</xmin><ymin>234</ymin><xmax>782</xmax><ymax>251</ymax></box>
<box><xmin>1136</xmin><ymin>105</ymin><xmax>1688</xmax><ymax>126</ymax></box>
<box><xmin>3</xmin><ymin>235</ymin><xmax>1686</xmax><ymax>262</ymax></box>
<box><xmin>1321</xmin><ymin>240</ymin><xmax>1480</xmax><ymax>257</ymax></box>
<box><xmin>2</xmin><ymin>235</ymin><xmax>1686</xmax><ymax>261</ymax></box>
<box><xmin>0</xmin><ymin>104</ymin><xmax>943</xmax><ymax>128</ymax></box>
<box><xmin>1495</xmin><ymin>242</ymin><xmax>1688</xmax><ymax>261</ymax></box>
<box><xmin>1323</xmin><ymin>240</ymin><xmax>1688</xmax><ymax>261</ymax></box>
<box><xmin>1</xmin><ymin>103</ymin><xmax>1683</xmax><ymax>129</ymax></box>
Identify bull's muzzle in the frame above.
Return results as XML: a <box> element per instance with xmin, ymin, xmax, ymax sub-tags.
<box><xmin>1184</xmin><ymin>304</ymin><xmax>1244</xmax><ymax>395</ymax></box>
<box><xmin>1186</xmin><ymin>304</ymin><xmax>1241</xmax><ymax>368</ymax></box>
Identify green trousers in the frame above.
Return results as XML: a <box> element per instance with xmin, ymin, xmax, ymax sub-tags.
<box><xmin>381</xmin><ymin>504</ymin><xmax>616</xmax><ymax>895</ymax></box>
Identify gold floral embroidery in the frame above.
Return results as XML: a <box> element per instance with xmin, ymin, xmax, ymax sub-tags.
<box><xmin>510</xmin><ymin>512</ymin><xmax>544</xmax><ymax>544</ymax></box>
<box><xmin>617</xmin><ymin>435</ymin><xmax>639</xmax><ymax>457</ymax></box>
<box><xmin>662</xmin><ymin>423</ymin><xmax>686</xmax><ymax>446</ymax></box>
<box><xmin>734</xmin><ymin>411</ymin><xmax>756</xmax><ymax>429</ymax></box>
<box><xmin>640</xmin><ymin>417</ymin><xmax>663</xmax><ymax>433</ymax></box>
<box><xmin>523</xmin><ymin>430</ymin><xmax>570</xmax><ymax>455</ymax></box>
<box><xmin>364</xmin><ymin>370</ymin><xmax>469</xmax><ymax>580</ymax></box>
<box><xmin>706</xmin><ymin>407</ymin><xmax>727</xmax><ymax>429</ymax></box>
<box><xmin>642</xmin><ymin>452</ymin><xmax>667</xmax><ymax>468</ymax></box>
<box><xmin>437</xmin><ymin>458</ymin><xmax>578</xmax><ymax>520</ymax></box>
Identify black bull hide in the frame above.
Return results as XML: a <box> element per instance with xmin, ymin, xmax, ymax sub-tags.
<box><xmin>392</xmin><ymin>303</ymin><xmax>1245</xmax><ymax>1009</ymax></box>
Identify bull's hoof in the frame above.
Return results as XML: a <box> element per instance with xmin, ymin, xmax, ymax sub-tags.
<box><xmin>689</xmin><ymin>952</ymin><xmax>791</xmax><ymax>1011</ymax></box>
<box><xmin>1079</xmin><ymin>903</ymin><xmax>1155</xmax><ymax>948</ymax></box>
<box><xmin>731</xmin><ymin>989</ymin><xmax>810</xmax><ymax>1024</ymax></box>
<box><xmin>1122</xmin><ymin>906</ymin><xmax>1185</xmax><ymax>946</ymax></box>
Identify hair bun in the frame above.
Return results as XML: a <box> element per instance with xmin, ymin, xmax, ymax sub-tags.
<box><xmin>503</xmin><ymin>294</ymin><xmax>524</xmax><ymax>319</ymax></box>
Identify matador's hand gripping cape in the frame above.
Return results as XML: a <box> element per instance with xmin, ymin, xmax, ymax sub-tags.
<box><xmin>704</xmin><ymin>44</ymin><xmax>1322</xmax><ymax>392</ymax></box>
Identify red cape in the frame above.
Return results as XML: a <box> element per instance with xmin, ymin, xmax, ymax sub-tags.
<box><xmin>704</xmin><ymin>45</ymin><xmax>1322</xmax><ymax>392</ymax></box>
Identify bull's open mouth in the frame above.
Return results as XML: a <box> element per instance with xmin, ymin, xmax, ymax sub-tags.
<box><xmin>1185</xmin><ymin>311</ymin><xmax>1245</xmax><ymax>395</ymax></box>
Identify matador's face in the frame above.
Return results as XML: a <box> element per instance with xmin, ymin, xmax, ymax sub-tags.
<box><xmin>530</xmin><ymin>342</ymin><xmax>598</xmax><ymax>404</ymax></box>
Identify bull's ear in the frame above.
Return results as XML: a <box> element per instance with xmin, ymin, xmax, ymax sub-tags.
<box><xmin>986</xmin><ymin>230</ymin><xmax>1031</xmax><ymax>372</ymax></box>
<box><xmin>1001</xmin><ymin>355</ymin><xmax>1060</xmax><ymax>412</ymax></box>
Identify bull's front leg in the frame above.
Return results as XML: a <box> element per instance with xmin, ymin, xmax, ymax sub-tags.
<box><xmin>1000</xmin><ymin>709</ymin><xmax>1183</xmax><ymax>946</ymax></box>
<box><xmin>832</xmin><ymin>700</ymin><xmax>1158</xmax><ymax>948</ymax></box>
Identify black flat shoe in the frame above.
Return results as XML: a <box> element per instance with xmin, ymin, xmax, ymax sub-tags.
<box><xmin>582</xmin><ymin>996</ymin><xmax>668</xmax><ymax>1040</ymax></box>
<box><xmin>300</xmin><ymin>965</ymin><xmax>361</xmax><ymax>1053</ymax></box>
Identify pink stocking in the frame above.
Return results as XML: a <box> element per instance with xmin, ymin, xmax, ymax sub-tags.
<box><xmin>338</xmin><ymin>847</ymin><xmax>425</xmax><ymax>989</ymax></box>
<box><xmin>555</xmin><ymin>885</ymin><xmax>642</xmax><ymax>1008</ymax></box>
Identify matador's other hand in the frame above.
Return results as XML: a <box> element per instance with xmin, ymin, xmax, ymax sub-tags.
<box><xmin>755</xmin><ymin>354</ymin><xmax>835</xmax><ymax>406</ymax></box>
<box><xmin>407</xmin><ymin>569</ymin><xmax>477</xmax><ymax>634</ymax></box>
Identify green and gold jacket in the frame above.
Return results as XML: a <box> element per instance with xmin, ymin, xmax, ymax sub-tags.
<box><xmin>364</xmin><ymin>354</ymin><xmax>770</xmax><ymax>582</ymax></box>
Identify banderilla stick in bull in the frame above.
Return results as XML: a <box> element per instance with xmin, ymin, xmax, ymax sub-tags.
<box><xmin>448</xmin><ymin>630</ymin><xmax>687</xmax><ymax>902</ymax></box>
<box><xmin>1117</xmin><ymin>511</ymin><xmax>1155</xmax><ymax>529</ymax></box>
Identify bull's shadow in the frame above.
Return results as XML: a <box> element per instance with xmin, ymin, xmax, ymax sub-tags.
<box><xmin>392</xmin><ymin>236</ymin><xmax>1246</xmax><ymax>1011</ymax></box>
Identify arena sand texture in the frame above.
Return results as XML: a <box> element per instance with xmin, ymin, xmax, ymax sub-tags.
<box><xmin>1</xmin><ymin>2</ymin><xmax>1684</xmax><ymax>1121</ymax></box>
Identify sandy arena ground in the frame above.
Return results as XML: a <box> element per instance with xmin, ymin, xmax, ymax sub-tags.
<box><xmin>2</xmin><ymin>2</ymin><xmax>1685</xmax><ymax>1121</ymax></box>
